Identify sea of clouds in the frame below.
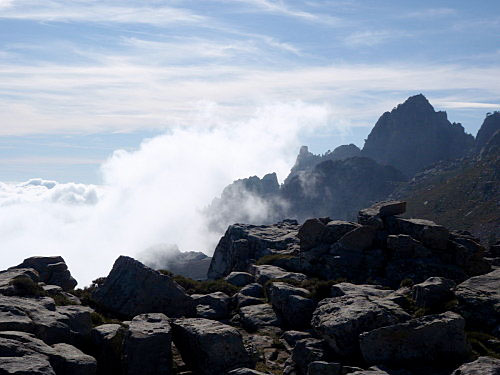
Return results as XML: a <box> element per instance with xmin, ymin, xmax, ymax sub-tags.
<box><xmin>0</xmin><ymin>103</ymin><xmax>332</xmax><ymax>286</ymax></box>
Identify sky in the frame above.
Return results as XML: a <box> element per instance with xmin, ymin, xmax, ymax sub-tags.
<box><xmin>1</xmin><ymin>0</ymin><xmax>499</xmax><ymax>183</ymax></box>
<box><xmin>0</xmin><ymin>0</ymin><xmax>499</xmax><ymax>285</ymax></box>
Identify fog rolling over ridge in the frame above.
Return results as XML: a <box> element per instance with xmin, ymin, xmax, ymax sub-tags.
<box><xmin>0</xmin><ymin>103</ymin><xmax>331</xmax><ymax>287</ymax></box>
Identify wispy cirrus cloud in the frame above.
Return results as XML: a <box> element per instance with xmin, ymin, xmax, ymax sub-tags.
<box><xmin>0</xmin><ymin>0</ymin><xmax>204</xmax><ymax>25</ymax></box>
<box><xmin>232</xmin><ymin>0</ymin><xmax>341</xmax><ymax>25</ymax></box>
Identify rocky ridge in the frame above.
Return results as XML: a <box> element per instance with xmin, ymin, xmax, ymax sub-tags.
<box><xmin>1</xmin><ymin>202</ymin><xmax>499</xmax><ymax>374</ymax></box>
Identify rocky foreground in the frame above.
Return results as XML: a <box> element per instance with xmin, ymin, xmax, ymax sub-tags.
<box><xmin>0</xmin><ymin>201</ymin><xmax>499</xmax><ymax>375</ymax></box>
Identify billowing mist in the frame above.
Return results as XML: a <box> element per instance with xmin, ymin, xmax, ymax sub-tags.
<box><xmin>0</xmin><ymin>103</ymin><xmax>332</xmax><ymax>286</ymax></box>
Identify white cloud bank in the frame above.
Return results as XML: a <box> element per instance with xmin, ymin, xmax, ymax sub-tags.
<box><xmin>0</xmin><ymin>102</ymin><xmax>330</xmax><ymax>286</ymax></box>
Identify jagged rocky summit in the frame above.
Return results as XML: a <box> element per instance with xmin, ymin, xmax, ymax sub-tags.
<box><xmin>1</xmin><ymin>201</ymin><xmax>499</xmax><ymax>374</ymax></box>
<box><xmin>208</xmin><ymin>95</ymin><xmax>499</xmax><ymax>243</ymax></box>
<box><xmin>361</xmin><ymin>94</ymin><xmax>474</xmax><ymax>177</ymax></box>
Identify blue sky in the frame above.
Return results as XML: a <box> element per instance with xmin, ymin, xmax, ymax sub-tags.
<box><xmin>1</xmin><ymin>0</ymin><xmax>499</xmax><ymax>183</ymax></box>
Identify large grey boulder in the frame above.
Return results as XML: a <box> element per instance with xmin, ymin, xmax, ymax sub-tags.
<box><xmin>291</xmin><ymin>338</ymin><xmax>328</xmax><ymax>375</ymax></box>
<box><xmin>311</xmin><ymin>295</ymin><xmax>410</xmax><ymax>357</ymax></box>
<box><xmin>0</xmin><ymin>295</ymin><xmax>92</xmax><ymax>345</ymax></box>
<box><xmin>225</xmin><ymin>272</ymin><xmax>255</xmax><ymax>287</ymax></box>
<box><xmin>0</xmin><ymin>331</ymin><xmax>96</xmax><ymax>375</ymax></box>
<box><xmin>253</xmin><ymin>265</ymin><xmax>307</xmax><ymax>285</ymax></box>
<box><xmin>385</xmin><ymin>217</ymin><xmax>449</xmax><ymax>250</ymax></box>
<box><xmin>11</xmin><ymin>256</ymin><xmax>77</xmax><ymax>291</ymax></box>
<box><xmin>455</xmin><ymin>268</ymin><xmax>500</xmax><ymax>331</ymax></box>
<box><xmin>359</xmin><ymin>311</ymin><xmax>470</xmax><ymax>366</ymax></box>
<box><xmin>267</xmin><ymin>282</ymin><xmax>314</xmax><ymax>329</ymax></box>
<box><xmin>192</xmin><ymin>292</ymin><xmax>231</xmax><ymax>320</ymax></box>
<box><xmin>92</xmin><ymin>256</ymin><xmax>195</xmax><ymax>319</ymax></box>
<box><xmin>411</xmin><ymin>277</ymin><xmax>456</xmax><ymax>309</ymax></box>
<box><xmin>358</xmin><ymin>200</ymin><xmax>406</xmax><ymax>225</ymax></box>
<box><xmin>239</xmin><ymin>283</ymin><xmax>264</xmax><ymax>298</ymax></box>
<box><xmin>298</xmin><ymin>219</ymin><xmax>359</xmax><ymax>251</ymax></box>
<box><xmin>91</xmin><ymin>324</ymin><xmax>125</xmax><ymax>375</ymax></box>
<box><xmin>51</xmin><ymin>343</ymin><xmax>97</xmax><ymax>375</ymax></box>
<box><xmin>336</xmin><ymin>226</ymin><xmax>375</xmax><ymax>251</ymax></box>
<box><xmin>172</xmin><ymin>318</ymin><xmax>252</xmax><ymax>375</ymax></box>
<box><xmin>0</xmin><ymin>355</ymin><xmax>55</xmax><ymax>375</ymax></box>
<box><xmin>208</xmin><ymin>221</ymin><xmax>300</xmax><ymax>279</ymax></box>
<box><xmin>122</xmin><ymin>313</ymin><xmax>172</xmax><ymax>375</ymax></box>
<box><xmin>239</xmin><ymin>304</ymin><xmax>280</xmax><ymax>332</ymax></box>
<box><xmin>451</xmin><ymin>356</ymin><xmax>500</xmax><ymax>375</ymax></box>
<box><xmin>0</xmin><ymin>268</ymin><xmax>40</xmax><ymax>296</ymax></box>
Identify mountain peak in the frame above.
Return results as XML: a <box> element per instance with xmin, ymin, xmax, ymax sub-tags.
<box><xmin>398</xmin><ymin>93</ymin><xmax>434</xmax><ymax>112</ymax></box>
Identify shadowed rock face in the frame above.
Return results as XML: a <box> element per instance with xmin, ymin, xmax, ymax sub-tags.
<box><xmin>281</xmin><ymin>157</ymin><xmax>406</xmax><ymax>222</ymax></box>
<box><xmin>361</xmin><ymin>94</ymin><xmax>474</xmax><ymax>177</ymax></box>
<box><xmin>285</xmin><ymin>144</ymin><xmax>361</xmax><ymax>184</ymax></box>
<box><xmin>475</xmin><ymin>112</ymin><xmax>500</xmax><ymax>153</ymax></box>
<box><xmin>92</xmin><ymin>256</ymin><xmax>195</xmax><ymax>319</ymax></box>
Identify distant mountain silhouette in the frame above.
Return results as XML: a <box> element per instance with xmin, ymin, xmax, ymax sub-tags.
<box><xmin>285</xmin><ymin>144</ymin><xmax>361</xmax><ymax>184</ymax></box>
<box><xmin>205</xmin><ymin>95</ymin><xmax>498</xmax><ymax>243</ymax></box>
<box><xmin>361</xmin><ymin>94</ymin><xmax>474</xmax><ymax>177</ymax></box>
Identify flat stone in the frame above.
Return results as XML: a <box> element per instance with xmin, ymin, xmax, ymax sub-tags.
<box><xmin>450</xmin><ymin>356</ymin><xmax>500</xmax><ymax>375</ymax></box>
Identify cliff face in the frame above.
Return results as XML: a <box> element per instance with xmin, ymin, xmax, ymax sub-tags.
<box><xmin>475</xmin><ymin>111</ymin><xmax>500</xmax><ymax>153</ymax></box>
<box><xmin>361</xmin><ymin>94</ymin><xmax>474</xmax><ymax>177</ymax></box>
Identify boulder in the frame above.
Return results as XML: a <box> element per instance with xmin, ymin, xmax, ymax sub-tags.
<box><xmin>122</xmin><ymin>313</ymin><xmax>172</xmax><ymax>375</ymax></box>
<box><xmin>254</xmin><ymin>265</ymin><xmax>307</xmax><ymax>285</ymax></box>
<box><xmin>359</xmin><ymin>312</ymin><xmax>470</xmax><ymax>366</ymax></box>
<box><xmin>385</xmin><ymin>217</ymin><xmax>449</xmax><ymax>250</ymax></box>
<box><xmin>450</xmin><ymin>356</ymin><xmax>500</xmax><ymax>375</ymax></box>
<box><xmin>307</xmin><ymin>361</ymin><xmax>341</xmax><ymax>375</ymax></box>
<box><xmin>0</xmin><ymin>331</ymin><xmax>96</xmax><ymax>375</ymax></box>
<box><xmin>386</xmin><ymin>234</ymin><xmax>431</xmax><ymax>259</ymax></box>
<box><xmin>240</xmin><ymin>283</ymin><xmax>264</xmax><ymax>298</ymax></box>
<box><xmin>411</xmin><ymin>277</ymin><xmax>456</xmax><ymax>309</ymax></box>
<box><xmin>91</xmin><ymin>324</ymin><xmax>125</xmax><ymax>375</ymax></box>
<box><xmin>92</xmin><ymin>256</ymin><xmax>195</xmax><ymax>319</ymax></box>
<box><xmin>225</xmin><ymin>272</ymin><xmax>255</xmax><ymax>287</ymax></box>
<box><xmin>208</xmin><ymin>221</ymin><xmax>300</xmax><ymax>280</ymax></box>
<box><xmin>291</xmin><ymin>338</ymin><xmax>328</xmax><ymax>375</ymax></box>
<box><xmin>298</xmin><ymin>219</ymin><xmax>358</xmax><ymax>251</ymax></box>
<box><xmin>358</xmin><ymin>201</ymin><xmax>406</xmax><ymax>225</ymax></box>
<box><xmin>51</xmin><ymin>343</ymin><xmax>97</xmax><ymax>375</ymax></box>
<box><xmin>11</xmin><ymin>256</ymin><xmax>77</xmax><ymax>291</ymax></box>
<box><xmin>0</xmin><ymin>355</ymin><xmax>55</xmax><ymax>375</ymax></box>
<box><xmin>267</xmin><ymin>282</ymin><xmax>314</xmax><ymax>329</ymax></box>
<box><xmin>311</xmin><ymin>295</ymin><xmax>410</xmax><ymax>357</ymax></box>
<box><xmin>193</xmin><ymin>292</ymin><xmax>231</xmax><ymax>320</ymax></box>
<box><xmin>234</xmin><ymin>293</ymin><xmax>264</xmax><ymax>309</ymax></box>
<box><xmin>239</xmin><ymin>304</ymin><xmax>280</xmax><ymax>332</ymax></box>
<box><xmin>336</xmin><ymin>226</ymin><xmax>376</xmax><ymax>251</ymax></box>
<box><xmin>172</xmin><ymin>318</ymin><xmax>251</xmax><ymax>375</ymax></box>
<box><xmin>330</xmin><ymin>283</ymin><xmax>393</xmax><ymax>298</ymax></box>
<box><xmin>0</xmin><ymin>268</ymin><xmax>40</xmax><ymax>296</ymax></box>
<box><xmin>455</xmin><ymin>268</ymin><xmax>500</xmax><ymax>331</ymax></box>
<box><xmin>0</xmin><ymin>295</ymin><xmax>92</xmax><ymax>345</ymax></box>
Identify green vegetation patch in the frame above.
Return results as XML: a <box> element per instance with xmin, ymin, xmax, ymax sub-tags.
<box><xmin>159</xmin><ymin>270</ymin><xmax>240</xmax><ymax>296</ymax></box>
